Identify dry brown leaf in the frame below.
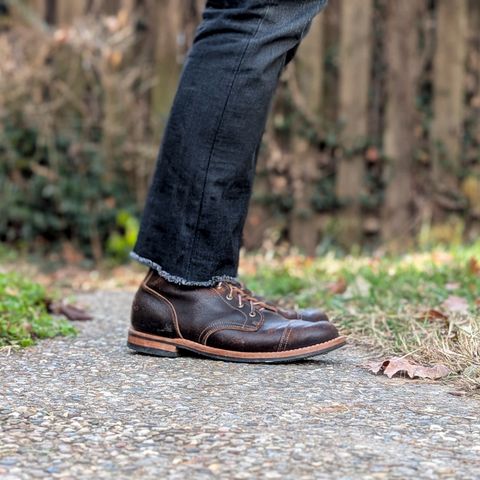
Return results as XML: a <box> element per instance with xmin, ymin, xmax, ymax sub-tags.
<box><xmin>442</xmin><ymin>295</ymin><xmax>469</xmax><ymax>314</ymax></box>
<box><xmin>448</xmin><ymin>390</ymin><xmax>468</xmax><ymax>397</ymax></box>
<box><xmin>419</xmin><ymin>309</ymin><xmax>449</xmax><ymax>322</ymax></box>
<box><xmin>46</xmin><ymin>300</ymin><xmax>93</xmax><ymax>321</ymax></box>
<box><xmin>367</xmin><ymin>357</ymin><xmax>450</xmax><ymax>380</ymax></box>
<box><xmin>327</xmin><ymin>278</ymin><xmax>348</xmax><ymax>295</ymax></box>
<box><xmin>468</xmin><ymin>257</ymin><xmax>480</xmax><ymax>276</ymax></box>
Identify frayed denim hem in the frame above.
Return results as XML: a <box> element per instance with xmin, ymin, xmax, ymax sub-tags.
<box><xmin>129</xmin><ymin>252</ymin><xmax>239</xmax><ymax>287</ymax></box>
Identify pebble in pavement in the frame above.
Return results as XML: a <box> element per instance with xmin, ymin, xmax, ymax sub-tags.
<box><xmin>1</xmin><ymin>291</ymin><xmax>479</xmax><ymax>479</ymax></box>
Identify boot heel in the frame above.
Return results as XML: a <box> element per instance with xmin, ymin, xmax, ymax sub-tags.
<box><xmin>127</xmin><ymin>330</ymin><xmax>180</xmax><ymax>358</ymax></box>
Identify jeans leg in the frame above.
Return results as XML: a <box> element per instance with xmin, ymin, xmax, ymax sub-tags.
<box><xmin>132</xmin><ymin>0</ymin><xmax>328</xmax><ymax>285</ymax></box>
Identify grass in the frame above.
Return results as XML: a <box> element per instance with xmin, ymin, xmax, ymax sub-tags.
<box><xmin>240</xmin><ymin>242</ymin><xmax>480</xmax><ymax>390</ymax></box>
<box><xmin>1</xmin><ymin>241</ymin><xmax>478</xmax><ymax>389</ymax></box>
<box><xmin>0</xmin><ymin>272</ymin><xmax>77</xmax><ymax>349</ymax></box>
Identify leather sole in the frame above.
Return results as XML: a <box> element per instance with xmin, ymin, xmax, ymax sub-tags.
<box><xmin>127</xmin><ymin>328</ymin><xmax>347</xmax><ymax>363</ymax></box>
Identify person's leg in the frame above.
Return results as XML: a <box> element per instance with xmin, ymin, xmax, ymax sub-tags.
<box><xmin>128</xmin><ymin>0</ymin><xmax>346</xmax><ymax>362</ymax></box>
<box><xmin>132</xmin><ymin>0</ymin><xmax>328</xmax><ymax>286</ymax></box>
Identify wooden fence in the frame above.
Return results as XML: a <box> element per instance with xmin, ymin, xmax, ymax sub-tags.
<box><xmin>5</xmin><ymin>0</ymin><xmax>480</xmax><ymax>253</ymax></box>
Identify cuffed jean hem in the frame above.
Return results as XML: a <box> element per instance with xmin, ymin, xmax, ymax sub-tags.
<box><xmin>129</xmin><ymin>251</ymin><xmax>239</xmax><ymax>287</ymax></box>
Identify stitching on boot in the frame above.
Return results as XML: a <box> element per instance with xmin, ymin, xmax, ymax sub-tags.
<box><xmin>282</xmin><ymin>327</ymin><xmax>293</xmax><ymax>352</ymax></box>
<box><xmin>141</xmin><ymin>282</ymin><xmax>183</xmax><ymax>339</ymax></box>
<box><xmin>276</xmin><ymin>327</ymin><xmax>289</xmax><ymax>352</ymax></box>
<box><xmin>201</xmin><ymin>323</ymin><xmax>259</xmax><ymax>346</ymax></box>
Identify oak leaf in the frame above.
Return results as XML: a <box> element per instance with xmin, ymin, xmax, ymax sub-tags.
<box><xmin>367</xmin><ymin>357</ymin><xmax>449</xmax><ymax>380</ymax></box>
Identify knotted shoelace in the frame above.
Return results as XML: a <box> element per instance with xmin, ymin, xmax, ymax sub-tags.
<box><xmin>216</xmin><ymin>281</ymin><xmax>278</xmax><ymax>317</ymax></box>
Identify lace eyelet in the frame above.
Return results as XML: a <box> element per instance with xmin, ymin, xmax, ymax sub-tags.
<box><xmin>249</xmin><ymin>311</ymin><xmax>256</xmax><ymax>317</ymax></box>
<box><xmin>238</xmin><ymin>302</ymin><xmax>244</xmax><ymax>308</ymax></box>
<box><xmin>226</xmin><ymin>294</ymin><xmax>233</xmax><ymax>300</ymax></box>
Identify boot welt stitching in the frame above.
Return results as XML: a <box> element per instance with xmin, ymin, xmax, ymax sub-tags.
<box><xmin>129</xmin><ymin>329</ymin><xmax>347</xmax><ymax>357</ymax></box>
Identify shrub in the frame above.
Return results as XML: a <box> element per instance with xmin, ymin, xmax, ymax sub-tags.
<box><xmin>0</xmin><ymin>12</ymin><xmax>155</xmax><ymax>260</ymax></box>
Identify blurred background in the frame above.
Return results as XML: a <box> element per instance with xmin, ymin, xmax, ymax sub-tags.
<box><xmin>1</xmin><ymin>0</ymin><xmax>479</xmax><ymax>266</ymax></box>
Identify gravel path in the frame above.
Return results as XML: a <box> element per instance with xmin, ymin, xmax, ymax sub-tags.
<box><xmin>1</xmin><ymin>291</ymin><xmax>479</xmax><ymax>479</ymax></box>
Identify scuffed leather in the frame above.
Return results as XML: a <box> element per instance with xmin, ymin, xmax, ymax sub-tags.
<box><xmin>131</xmin><ymin>270</ymin><xmax>340</xmax><ymax>353</ymax></box>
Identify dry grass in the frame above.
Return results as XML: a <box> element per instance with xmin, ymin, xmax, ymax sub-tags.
<box><xmin>1</xmin><ymin>242</ymin><xmax>479</xmax><ymax>390</ymax></box>
<box><xmin>241</xmin><ymin>243</ymin><xmax>480</xmax><ymax>391</ymax></box>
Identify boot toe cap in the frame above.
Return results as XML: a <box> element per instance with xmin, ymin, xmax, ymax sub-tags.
<box><xmin>283</xmin><ymin>320</ymin><xmax>340</xmax><ymax>351</ymax></box>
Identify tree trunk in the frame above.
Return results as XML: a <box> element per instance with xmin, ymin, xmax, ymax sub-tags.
<box><xmin>432</xmin><ymin>0</ymin><xmax>468</xmax><ymax>195</ymax></box>
<box><xmin>381</xmin><ymin>1</ymin><xmax>423</xmax><ymax>243</ymax></box>
<box><xmin>336</xmin><ymin>0</ymin><xmax>373</xmax><ymax>246</ymax></box>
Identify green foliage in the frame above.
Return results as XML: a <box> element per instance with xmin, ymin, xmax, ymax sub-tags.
<box><xmin>0</xmin><ymin>124</ymin><xmax>137</xmax><ymax>257</ymax></box>
<box><xmin>244</xmin><ymin>243</ymin><xmax>480</xmax><ymax>317</ymax></box>
<box><xmin>107</xmin><ymin>210</ymin><xmax>140</xmax><ymax>261</ymax></box>
<box><xmin>0</xmin><ymin>273</ymin><xmax>76</xmax><ymax>348</ymax></box>
<box><xmin>0</xmin><ymin>15</ymin><xmax>148</xmax><ymax>260</ymax></box>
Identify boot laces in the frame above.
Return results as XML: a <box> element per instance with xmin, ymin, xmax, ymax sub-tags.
<box><xmin>216</xmin><ymin>282</ymin><xmax>277</xmax><ymax>317</ymax></box>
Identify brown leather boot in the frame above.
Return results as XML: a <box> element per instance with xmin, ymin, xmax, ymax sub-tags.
<box><xmin>235</xmin><ymin>282</ymin><xmax>329</xmax><ymax>322</ymax></box>
<box><xmin>127</xmin><ymin>270</ymin><xmax>346</xmax><ymax>363</ymax></box>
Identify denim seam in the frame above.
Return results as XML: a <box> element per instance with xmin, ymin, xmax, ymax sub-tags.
<box><xmin>130</xmin><ymin>251</ymin><xmax>238</xmax><ymax>287</ymax></box>
<box><xmin>184</xmin><ymin>4</ymin><xmax>272</xmax><ymax>278</ymax></box>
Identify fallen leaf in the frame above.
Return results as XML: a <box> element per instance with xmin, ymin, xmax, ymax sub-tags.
<box><xmin>46</xmin><ymin>300</ymin><xmax>93</xmax><ymax>321</ymax></box>
<box><xmin>327</xmin><ymin>278</ymin><xmax>348</xmax><ymax>295</ymax></box>
<box><xmin>419</xmin><ymin>309</ymin><xmax>448</xmax><ymax>322</ymax></box>
<box><xmin>448</xmin><ymin>391</ymin><xmax>468</xmax><ymax>397</ymax></box>
<box><xmin>468</xmin><ymin>257</ymin><xmax>480</xmax><ymax>276</ymax></box>
<box><xmin>441</xmin><ymin>295</ymin><xmax>469</xmax><ymax>314</ymax></box>
<box><xmin>367</xmin><ymin>357</ymin><xmax>449</xmax><ymax>380</ymax></box>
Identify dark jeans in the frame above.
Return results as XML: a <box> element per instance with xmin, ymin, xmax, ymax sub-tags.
<box><xmin>132</xmin><ymin>0</ymin><xmax>328</xmax><ymax>285</ymax></box>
